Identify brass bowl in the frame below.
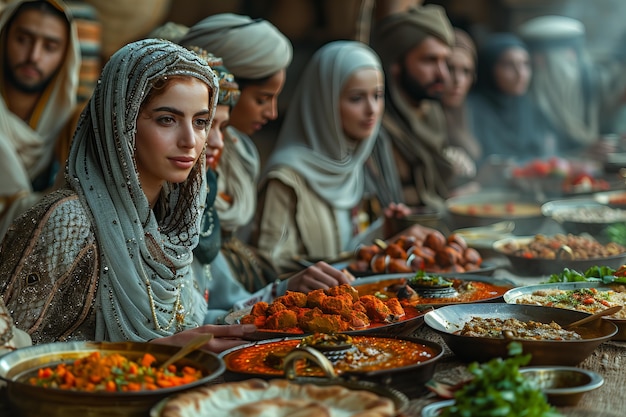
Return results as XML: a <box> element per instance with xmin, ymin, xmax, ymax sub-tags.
<box><xmin>519</xmin><ymin>366</ymin><xmax>604</xmax><ymax>407</ymax></box>
<box><xmin>0</xmin><ymin>341</ymin><xmax>225</xmax><ymax>417</ymax></box>
<box><xmin>424</xmin><ymin>303</ymin><xmax>618</xmax><ymax>366</ymax></box>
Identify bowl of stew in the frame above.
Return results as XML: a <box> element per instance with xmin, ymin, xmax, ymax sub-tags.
<box><xmin>0</xmin><ymin>341</ymin><xmax>225</xmax><ymax>417</ymax></box>
<box><xmin>424</xmin><ymin>303</ymin><xmax>617</xmax><ymax>366</ymax></box>
<box><xmin>219</xmin><ymin>333</ymin><xmax>444</xmax><ymax>390</ymax></box>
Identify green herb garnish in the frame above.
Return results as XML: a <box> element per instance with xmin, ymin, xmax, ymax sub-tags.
<box><xmin>440</xmin><ymin>342</ymin><xmax>561</xmax><ymax>417</ymax></box>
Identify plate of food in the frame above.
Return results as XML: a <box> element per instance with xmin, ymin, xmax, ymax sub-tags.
<box><xmin>424</xmin><ymin>303</ymin><xmax>618</xmax><ymax>365</ymax></box>
<box><xmin>444</xmin><ymin>190</ymin><xmax>544</xmax><ymax>235</ymax></box>
<box><xmin>347</xmin><ymin>230</ymin><xmax>493</xmax><ymax>277</ymax></box>
<box><xmin>218</xmin><ymin>332</ymin><xmax>443</xmax><ymax>386</ymax></box>
<box><xmin>0</xmin><ymin>341</ymin><xmax>225</xmax><ymax>417</ymax></box>
<box><xmin>150</xmin><ymin>377</ymin><xmax>406</xmax><ymax>417</ymax></box>
<box><xmin>225</xmin><ymin>273</ymin><xmax>515</xmax><ymax>340</ymax></box>
<box><xmin>225</xmin><ymin>283</ymin><xmax>427</xmax><ymax>340</ymax></box>
<box><xmin>503</xmin><ymin>281</ymin><xmax>626</xmax><ymax>340</ymax></box>
<box><xmin>492</xmin><ymin>234</ymin><xmax>626</xmax><ymax>276</ymax></box>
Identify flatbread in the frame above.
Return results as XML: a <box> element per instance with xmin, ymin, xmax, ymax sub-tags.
<box><xmin>157</xmin><ymin>378</ymin><xmax>397</xmax><ymax>417</ymax></box>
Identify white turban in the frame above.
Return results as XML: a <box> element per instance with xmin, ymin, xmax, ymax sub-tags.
<box><xmin>179</xmin><ymin>13</ymin><xmax>293</xmax><ymax>79</ymax></box>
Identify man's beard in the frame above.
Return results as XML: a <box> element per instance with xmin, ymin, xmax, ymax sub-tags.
<box><xmin>398</xmin><ymin>65</ymin><xmax>443</xmax><ymax>103</ymax></box>
<box><xmin>4</xmin><ymin>61</ymin><xmax>51</xmax><ymax>94</ymax></box>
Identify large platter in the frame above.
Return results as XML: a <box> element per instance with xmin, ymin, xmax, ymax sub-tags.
<box><xmin>424</xmin><ymin>303</ymin><xmax>618</xmax><ymax>365</ymax></box>
<box><xmin>503</xmin><ymin>281</ymin><xmax>626</xmax><ymax>340</ymax></box>
<box><xmin>218</xmin><ymin>334</ymin><xmax>444</xmax><ymax>388</ymax></box>
<box><xmin>225</xmin><ymin>274</ymin><xmax>515</xmax><ymax>340</ymax></box>
<box><xmin>150</xmin><ymin>377</ymin><xmax>408</xmax><ymax>417</ymax></box>
<box><xmin>339</xmin><ymin>260</ymin><xmax>498</xmax><ymax>278</ymax></box>
<box><xmin>0</xmin><ymin>341</ymin><xmax>225</xmax><ymax>417</ymax></box>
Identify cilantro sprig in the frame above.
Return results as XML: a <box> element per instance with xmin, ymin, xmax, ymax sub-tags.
<box><xmin>440</xmin><ymin>342</ymin><xmax>561</xmax><ymax>417</ymax></box>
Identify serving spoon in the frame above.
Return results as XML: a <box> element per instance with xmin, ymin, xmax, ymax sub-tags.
<box><xmin>160</xmin><ymin>333</ymin><xmax>214</xmax><ymax>369</ymax></box>
<box><xmin>565</xmin><ymin>305</ymin><xmax>623</xmax><ymax>330</ymax></box>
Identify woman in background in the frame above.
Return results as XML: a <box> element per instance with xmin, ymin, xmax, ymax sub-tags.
<box><xmin>253</xmin><ymin>41</ymin><xmax>385</xmax><ymax>273</ymax></box>
<box><xmin>467</xmin><ymin>33</ymin><xmax>555</xmax><ymax>167</ymax></box>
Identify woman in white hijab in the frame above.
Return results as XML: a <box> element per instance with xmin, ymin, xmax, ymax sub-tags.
<box><xmin>253</xmin><ymin>40</ymin><xmax>385</xmax><ymax>273</ymax></box>
<box><xmin>0</xmin><ymin>38</ymin><xmax>255</xmax><ymax>353</ymax></box>
<box><xmin>179</xmin><ymin>14</ymin><xmax>293</xmax><ymax>291</ymax></box>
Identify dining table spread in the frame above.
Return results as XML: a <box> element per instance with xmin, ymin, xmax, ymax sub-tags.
<box><xmin>2</xmin><ymin>180</ymin><xmax>626</xmax><ymax>416</ymax></box>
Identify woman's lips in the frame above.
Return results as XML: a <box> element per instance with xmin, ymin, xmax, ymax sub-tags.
<box><xmin>170</xmin><ymin>156</ymin><xmax>195</xmax><ymax>169</ymax></box>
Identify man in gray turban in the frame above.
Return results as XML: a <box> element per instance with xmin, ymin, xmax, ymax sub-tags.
<box><xmin>366</xmin><ymin>4</ymin><xmax>474</xmax><ymax>211</ymax></box>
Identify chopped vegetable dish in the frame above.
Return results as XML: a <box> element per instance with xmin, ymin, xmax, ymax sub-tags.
<box><xmin>27</xmin><ymin>351</ymin><xmax>203</xmax><ymax>392</ymax></box>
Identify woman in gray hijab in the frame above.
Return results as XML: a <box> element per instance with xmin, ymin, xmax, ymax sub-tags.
<box><xmin>0</xmin><ymin>39</ymin><xmax>255</xmax><ymax>353</ymax></box>
<box><xmin>179</xmin><ymin>14</ymin><xmax>293</xmax><ymax>292</ymax></box>
<box><xmin>253</xmin><ymin>40</ymin><xmax>385</xmax><ymax>273</ymax></box>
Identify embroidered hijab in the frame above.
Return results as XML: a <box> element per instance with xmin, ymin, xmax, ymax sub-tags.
<box><xmin>66</xmin><ymin>38</ymin><xmax>218</xmax><ymax>341</ymax></box>
<box><xmin>263</xmin><ymin>41</ymin><xmax>383</xmax><ymax>209</ymax></box>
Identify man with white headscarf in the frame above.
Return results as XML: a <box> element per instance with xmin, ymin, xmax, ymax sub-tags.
<box><xmin>518</xmin><ymin>15</ymin><xmax>626</xmax><ymax>156</ymax></box>
<box><xmin>0</xmin><ymin>0</ymin><xmax>80</xmax><ymax>241</ymax></box>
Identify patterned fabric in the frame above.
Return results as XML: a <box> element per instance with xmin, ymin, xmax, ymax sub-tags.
<box><xmin>1</xmin><ymin>39</ymin><xmax>219</xmax><ymax>343</ymax></box>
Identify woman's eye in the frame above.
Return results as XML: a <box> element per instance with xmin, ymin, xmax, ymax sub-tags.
<box><xmin>195</xmin><ymin>118</ymin><xmax>209</xmax><ymax>129</ymax></box>
<box><xmin>158</xmin><ymin>116</ymin><xmax>175</xmax><ymax>125</ymax></box>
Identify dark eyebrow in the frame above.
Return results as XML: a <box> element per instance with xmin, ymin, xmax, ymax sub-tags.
<box><xmin>153</xmin><ymin>107</ymin><xmax>210</xmax><ymax>117</ymax></box>
<box><xmin>15</xmin><ymin>26</ymin><xmax>64</xmax><ymax>44</ymax></box>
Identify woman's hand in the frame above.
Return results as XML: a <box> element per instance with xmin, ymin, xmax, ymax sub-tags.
<box><xmin>149</xmin><ymin>324</ymin><xmax>256</xmax><ymax>353</ymax></box>
<box><xmin>286</xmin><ymin>261</ymin><xmax>354</xmax><ymax>292</ymax></box>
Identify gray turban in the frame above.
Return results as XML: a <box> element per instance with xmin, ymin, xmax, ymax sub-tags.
<box><xmin>179</xmin><ymin>13</ymin><xmax>293</xmax><ymax>79</ymax></box>
<box><xmin>371</xmin><ymin>5</ymin><xmax>454</xmax><ymax>66</ymax></box>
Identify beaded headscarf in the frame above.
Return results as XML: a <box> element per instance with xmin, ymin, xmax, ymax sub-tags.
<box><xmin>188</xmin><ymin>46</ymin><xmax>240</xmax><ymax>108</ymax></box>
<box><xmin>66</xmin><ymin>38</ymin><xmax>219</xmax><ymax>341</ymax></box>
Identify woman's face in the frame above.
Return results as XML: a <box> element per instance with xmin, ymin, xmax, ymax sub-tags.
<box><xmin>228</xmin><ymin>69</ymin><xmax>286</xmax><ymax>136</ymax></box>
<box><xmin>206</xmin><ymin>104</ymin><xmax>229</xmax><ymax>171</ymax></box>
<box><xmin>442</xmin><ymin>47</ymin><xmax>475</xmax><ymax>108</ymax></box>
<box><xmin>493</xmin><ymin>47</ymin><xmax>531</xmax><ymax>96</ymax></box>
<box><xmin>340</xmin><ymin>68</ymin><xmax>385</xmax><ymax>142</ymax></box>
<box><xmin>135</xmin><ymin>77</ymin><xmax>210</xmax><ymax>205</ymax></box>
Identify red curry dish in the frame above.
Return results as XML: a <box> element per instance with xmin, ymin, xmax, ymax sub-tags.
<box><xmin>240</xmin><ymin>277</ymin><xmax>511</xmax><ymax>334</ymax></box>
<box><xmin>222</xmin><ymin>334</ymin><xmax>440</xmax><ymax>377</ymax></box>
